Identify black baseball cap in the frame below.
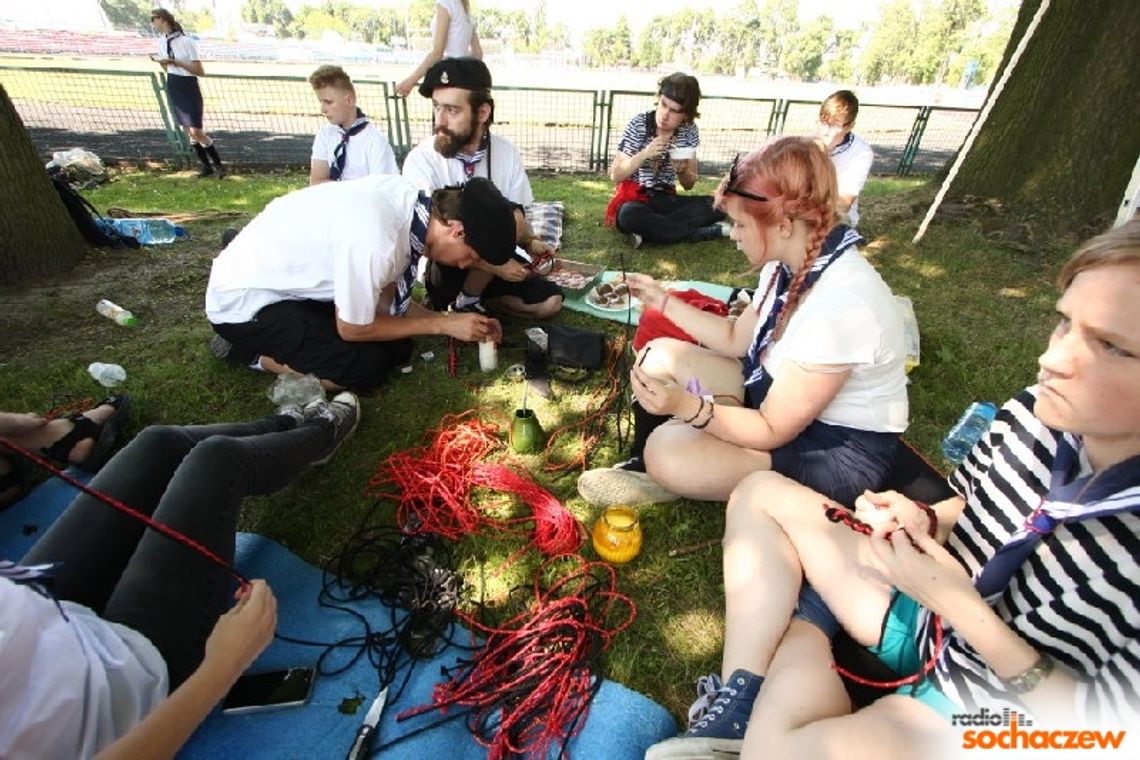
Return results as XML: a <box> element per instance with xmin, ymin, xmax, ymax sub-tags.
<box><xmin>460</xmin><ymin>177</ymin><xmax>515</xmax><ymax>266</ymax></box>
<box><xmin>418</xmin><ymin>57</ymin><xmax>493</xmax><ymax>97</ymax></box>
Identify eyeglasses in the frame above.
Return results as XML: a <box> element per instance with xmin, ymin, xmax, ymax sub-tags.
<box><xmin>724</xmin><ymin>154</ymin><xmax>768</xmax><ymax>203</ymax></box>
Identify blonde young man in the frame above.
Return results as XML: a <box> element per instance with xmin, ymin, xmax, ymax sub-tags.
<box><xmin>816</xmin><ymin>90</ymin><xmax>874</xmax><ymax>228</ymax></box>
<box><xmin>308</xmin><ymin>65</ymin><xmax>397</xmax><ymax>184</ymax></box>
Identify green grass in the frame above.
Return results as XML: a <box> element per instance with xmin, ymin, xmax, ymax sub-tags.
<box><xmin>0</xmin><ymin>168</ymin><xmax>1073</xmax><ymax>723</ymax></box>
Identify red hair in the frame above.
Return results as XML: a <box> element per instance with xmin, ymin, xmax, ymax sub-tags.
<box><xmin>716</xmin><ymin>137</ymin><xmax>840</xmax><ymax>339</ymax></box>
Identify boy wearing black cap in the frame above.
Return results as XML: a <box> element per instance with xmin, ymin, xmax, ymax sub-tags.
<box><xmin>402</xmin><ymin>57</ymin><xmax>563</xmax><ymax>320</ymax></box>
<box><xmin>607</xmin><ymin>72</ymin><xmax>727</xmax><ymax>249</ymax></box>
<box><xmin>205</xmin><ymin>175</ymin><xmax>511</xmax><ymax>391</ymax></box>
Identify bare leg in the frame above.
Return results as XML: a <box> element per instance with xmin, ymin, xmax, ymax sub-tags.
<box><xmin>744</xmin><ymin>620</ymin><xmax>952</xmax><ymax>760</ymax></box>
<box><xmin>485</xmin><ymin>293</ymin><xmax>563</xmax><ymax>319</ymax></box>
<box><xmin>6</xmin><ymin>402</ymin><xmax>119</xmax><ymax>464</ymax></box>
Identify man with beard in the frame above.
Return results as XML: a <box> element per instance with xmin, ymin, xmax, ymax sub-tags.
<box><xmin>402</xmin><ymin>57</ymin><xmax>562</xmax><ymax>319</ymax></box>
<box><xmin>606</xmin><ymin>72</ymin><xmax>728</xmax><ymax>249</ymax></box>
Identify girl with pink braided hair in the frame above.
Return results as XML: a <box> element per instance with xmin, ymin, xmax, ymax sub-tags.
<box><xmin>578</xmin><ymin>137</ymin><xmax>909</xmax><ymax>509</ymax></box>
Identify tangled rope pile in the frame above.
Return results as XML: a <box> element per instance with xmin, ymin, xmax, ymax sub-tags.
<box><xmin>398</xmin><ymin>557</ymin><xmax>636</xmax><ymax>760</ymax></box>
<box><xmin>364</xmin><ymin>412</ymin><xmax>582</xmax><ymax>554</ymax></box>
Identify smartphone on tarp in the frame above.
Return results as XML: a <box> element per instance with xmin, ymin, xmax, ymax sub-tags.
<box><xmin>221</xmin><ymin>667</ymin><xmax>316</xmax><ymax>715</ymax></box>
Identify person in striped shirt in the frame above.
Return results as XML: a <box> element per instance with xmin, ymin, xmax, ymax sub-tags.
<box><xmin>647</xmin><ymin>218</ymin><xmax>1140</xmax><ymax>759</ymax></box>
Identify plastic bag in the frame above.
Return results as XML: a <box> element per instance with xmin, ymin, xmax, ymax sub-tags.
<box><xmin>267</xmin><ymin>374</ymin><xmax>325</xmax><ymax>407</ymax></box>
<box><xmin>46</xmin><ymin>148</ymin><xmax>108</xmax><ymax>189</ymax></box>
<box><xmin>895</xmin><ymin>296</ymin><xmax>921</xmax><ymax>373</ymax></box>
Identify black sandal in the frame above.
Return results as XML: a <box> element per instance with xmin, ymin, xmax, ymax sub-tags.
<box><xmin>39</xmin><ymin>395</ymin><xmax>132</xmax><ymax>473</ymax></box>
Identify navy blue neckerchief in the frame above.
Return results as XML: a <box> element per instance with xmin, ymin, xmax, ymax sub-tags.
<box><xmin>329</xmin><ymin>109</ymin><xmax>369</xmax><ymax>181</ymax></box>
<box><xmin>165</xmin><ymin>31</ymin><xmax>183</xmax><ymax>62</ymax></box>
<box><xmin>1</xmin><ymin>559</ymin><xmax>67</xmax><ymax>619</ymax></box>
<box><xmin>740</xmin><ymin>225</ymin><xmax>864</xmax><ymax>409</ymax></box>
<box><xmin>830</xmin><ymin>131</ymin><xmax>855</xmax><ymax>157</ymax></box>
<box><xmin>454</xmin><ymin>129</ymin><xmax>491</xmax><ymax>181</ymax></box>
<box><xmin>973</xmin><ymin>434</ymin><xmax>1140</xmax><ymax>600</ymax></box>
<box><xmin>392</xmin><ymin>192</ymin><xmax>432</xmax><ymax>316</ymax></box>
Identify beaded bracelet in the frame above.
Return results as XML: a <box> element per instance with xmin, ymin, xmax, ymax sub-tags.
<box><xmin>680</xmin><ymin>396</ymin><xmax>705</xmax><ymax>424</ymax></box>
<box><xmin>691</xmin><ymin>399</ymin><xmax>715</xmax><ymax>429</ymax></box>
<box><xmin>1002</xmin><ymin>652</ymin><xmax>1055</xmax><ymax>694</ymax></box>
<box><xmin>914</xmin><ymin>501</ymin><xmax>939</xmax><ymax>539</ymax></box>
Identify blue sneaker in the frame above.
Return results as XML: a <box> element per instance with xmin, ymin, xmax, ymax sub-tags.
<box><xmin>645</xmin><ymin>669</ymin><xmax>763</xmax><ymax>759</ymax></box>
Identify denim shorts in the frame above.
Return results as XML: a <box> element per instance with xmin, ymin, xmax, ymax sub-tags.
<box><xmin>866</xmin><ymin>591</ymin><xmax>961</xmax><ymax>721</ymax></box>
<box><xmin>770</xmin><ymin>419</ymin><xmax>899</xmax><ymax>506</ymax></box>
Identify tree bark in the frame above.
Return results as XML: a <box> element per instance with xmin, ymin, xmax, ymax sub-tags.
<box><xmin>946</xmin><ymin>0</ymin><xmax>1140</xmax><ymax>232</ymax></box>
<box><xmin>0</xmin><ymin>84</ymin><xmax>87</xmax><ymax>284</ymax></box>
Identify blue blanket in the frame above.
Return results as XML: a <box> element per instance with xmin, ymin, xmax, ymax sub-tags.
<box><xmin>0</xmin><ymin>473</ymin><xmax>677</xmax><ymax>759</ymax></box>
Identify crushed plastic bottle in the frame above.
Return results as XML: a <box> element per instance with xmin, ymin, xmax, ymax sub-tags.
<box><xmin>88</xmin><ymin>362</ymin><xmax>127</xmax><ymax>388</ymax></box>
<box><xmin>267</xmin><ymin>373</ymin><xmax>325</xmax><ymax>408</ymax></box>
<box><xmin>96</xmin><ymin>218</ymin><xmax>187</xmax><ymax>245</ymax></box>
<box><xmin>942</xmin><ymin>401</ymin><xmax>998</xmax><ymax>464</ymax></box>
<box><xmin>96</xmin><ymin>299</ymin><xmax>137</xmax><ymax>326</ymax></box>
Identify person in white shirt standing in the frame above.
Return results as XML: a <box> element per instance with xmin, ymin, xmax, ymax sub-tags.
<box><xmin>396</xmin><ymin>0</ymin><xmax>483</xmax><ymax>98</ymax></box>
<box><xmin>308</xmin><ymin>65</ymin><xmax>397</xmax><ymax>185</ymax></box>
<box><xmin>816</xmin><ymin>90</ymin><xmax>874</xmax><ymax>228</ymax></box>
<box><xmin>150</xmin><ymin>9</ymin><xmax>225</xmax><ymax>179</ymax></box>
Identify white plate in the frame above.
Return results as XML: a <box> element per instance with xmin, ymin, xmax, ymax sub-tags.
<box><xmin>586</xmin><ymin>286</ymin><xmax>640</xmax><ymax>312</ymax></box>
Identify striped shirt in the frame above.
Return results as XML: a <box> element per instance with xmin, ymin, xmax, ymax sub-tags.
<box><xmin>616</xmin><ymin>111</ymin><xmax>699</xmax><ymax>192</ymax></box>
<box><xmin>914</xmin><ymin>387</ymin><xmax>1140</xmax><ymax>725</ymax></box>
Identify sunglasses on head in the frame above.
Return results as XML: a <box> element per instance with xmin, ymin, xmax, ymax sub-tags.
<box><xmin>724</xmin><ymin>154</ymin><xmax>768</xmax><ymax>203</ymax></box>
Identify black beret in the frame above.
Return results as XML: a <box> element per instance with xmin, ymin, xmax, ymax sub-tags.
<box><xmin>418</xmin><ymin>57</ymin><xmax>493</xmax><ymax>97</ymax></box>
<box><xmin>459</xmin><ymin>177</ymin><xmax>515</xmax><ymax>266</ymax></box>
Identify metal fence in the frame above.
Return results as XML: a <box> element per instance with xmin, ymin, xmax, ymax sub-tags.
<box><xmin>2</xmin><ymin>65</ymin><xmax>978</xmax><ymax>176</ymax></box>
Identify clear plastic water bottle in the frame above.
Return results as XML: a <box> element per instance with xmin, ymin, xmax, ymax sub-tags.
<box><xmin>88</xmin><ymin>362</ymin><xmax>127</xmax><ymax>388</ymax></box>
<box><xmin>96</xmin><ymin>299</ymin><xmax>137</xmax><ymax>326</ymax></box>
<box><xmin>98</xmin><ymin>218</ymin><xmax>184</xmax><ymax>245</ymax></box>
<box><xmin>942</xmin><ymin>401</ymin><xmax>998</xmax><ymax>464</ymax></box>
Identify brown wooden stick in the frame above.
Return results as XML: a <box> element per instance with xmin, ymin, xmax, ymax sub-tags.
<box><xmin>668</xmin><ymin>538</ymin><xmax>721</xmax><ymax>557</ymax></box>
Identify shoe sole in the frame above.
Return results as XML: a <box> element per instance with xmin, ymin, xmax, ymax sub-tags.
<box><xmin>645</xmin><ymin>736</ymin><xmax>742</xmax><ymax>760</ymax></box>
<box><xmin>311</xmin><ymin>400</ymin><xmax>361</xmax><ymax>466</ymax></box>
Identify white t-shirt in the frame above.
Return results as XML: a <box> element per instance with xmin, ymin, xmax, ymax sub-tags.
<box><xmin>0</xmin><ymin>577</ymin><xmax>168</xmax><ymax>758</ymax></box>
<box><xmin>753</xmin><ymin>250</ymin><xmax>908</xmax><ymax>432</ymax></box>
<box><xmin>205</xmin><ymin>175</ymin><xmax>420</xmax><ymax>325</ymax></box>
<box><xmin>401</xmin><ymin>132</ymin><xmax>533</xmax><ymax>205</ymax></box>
<box><xmin>311</xmin><ymin>122</ymin><xmax>398</xmax><ymax>180</ymax></box>
<box><xmin>437</xmin><ymin>0</ymin><xmax>475</xmax><ymax>58</ymax></box>
<box><xmin>830</xmin><ymin>133</ymin><xmax>873</xmax><ymax>227</ymax></box>
<box><xmin>156</xmin><ymin>33</ymin><xmax>199</xmax><ymax>78</ymax></box>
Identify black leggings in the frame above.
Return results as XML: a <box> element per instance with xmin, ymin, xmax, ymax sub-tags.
<box><xmin>22</xmin><ymin>415</ymin><xmax>331</xmax><ymax>687</ymax></box>
<box><xmin>615</xmin><ymin>193</ymin><xmax>724</xmax><ymax>244</ymax></box>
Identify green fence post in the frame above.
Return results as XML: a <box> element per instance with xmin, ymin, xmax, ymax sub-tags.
<box><xmin>768</xmin><ymin>98</ymin><xmax>789</xmax><ymax>136</ymax></box>
<box><xmin>150</xmin><ymin>71</ymin><xmax>191</xmax><ymax>167</ymax></box>
<box><xmin>898</xmin><ymin>106</ymin><xmax>932</xmax><ymax>176</ymax></box>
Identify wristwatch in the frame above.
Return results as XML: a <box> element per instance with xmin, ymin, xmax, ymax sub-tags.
<box><xmin>1003</xmin><ymin>652</ymin><xmax>1055</xmax><ymax>694</ymax></box>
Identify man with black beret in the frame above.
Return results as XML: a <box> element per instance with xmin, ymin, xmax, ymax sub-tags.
<box><xmin>402</xmin><ymin>57</ymin><xmax>563</xmax><ymax>319</ymax></box>
<box><xmin>206</xmin><ymin>175</ymin><xmax>510</xmax><ymax>390</ymax></box>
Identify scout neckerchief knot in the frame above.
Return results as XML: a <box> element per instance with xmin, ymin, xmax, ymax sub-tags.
<box><xmin>740</xmin><ymin>225</ymin><xmax>863</xmax><ymax>408</ymax></box>
<box><xmin>830</xmin><ymin>131</ymin><xmax>855</xmax><ymax>156</ymax></box>
<box><xmin>973</xmin><ymin>432</ymin><xmax>1140</xmax><ymax>601</ymax></box>
<box><xmin>0</xmin><ymin>559</ymin><xmax>67</xmax><ymax>617</ymax></box>
<box><xmin>165</xmin><ymin>30</ymin><xmax>183</xmax><ymax>61</ymax></box>
<box><xmin>455</xmin><ymin>130</ymin><xmax>490</xmax><ymax>179</ymax></box>
<box><xmin>329</xmin><ymin>109</ymin><xmax>369</xmax><ymax>181</ymax></box>
<box><xmin>392</xmin><ymin>192</ymin><xmax>431</xmax><ymax>316</ymax></box>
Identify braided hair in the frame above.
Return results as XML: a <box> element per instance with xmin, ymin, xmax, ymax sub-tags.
<box><xmin>715</xmin><ymin>137</ymin><xmax>840</xmax><ymax>340</ymax></box>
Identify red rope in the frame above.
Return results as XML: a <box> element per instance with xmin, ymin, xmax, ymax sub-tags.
<box><xmin>821</xmin><ymin>502</ymin><xmax>945</xmax><ymax>688</ymax></box>
<box><xmin>0</xmin><ymin>435</ymin><xmax>249</xmax><ymax>586</ymax></box>
<box><xmin>364</xmin><ymin>414</ymin><xmax>582</xmax><ymax>553</ymax></box>
<box><xmin>399</xmin><ymin>557</ymin><xmax>636</xmax><ymax>760</ymax></box>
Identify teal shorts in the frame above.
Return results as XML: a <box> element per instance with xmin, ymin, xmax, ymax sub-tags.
<box><xmin>865</xmin><ymin>591</ymin><xmax>961</xmax><ymax>721</ymax></box>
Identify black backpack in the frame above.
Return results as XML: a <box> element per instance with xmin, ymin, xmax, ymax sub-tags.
<box><xmin>47</xmin><ymin>166</ymin><xmax>139</xmax><ymax>250</ymax></box>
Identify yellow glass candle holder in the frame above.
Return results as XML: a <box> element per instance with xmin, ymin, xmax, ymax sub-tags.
<box><xmin>591</xmin><ymin>506</ymin><xmax>643</xmax><ymax>564</ymax></box>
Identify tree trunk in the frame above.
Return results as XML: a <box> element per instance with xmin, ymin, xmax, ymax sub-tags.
<box><xmin>0</xmin><ymin>84</ymin><xmax>87</xmax><ymax>284</ymax></box>
<box><xmin>947</xmin><ymin>0</ymin><xmax>1140</xmax><ymax>232</ymax></box>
